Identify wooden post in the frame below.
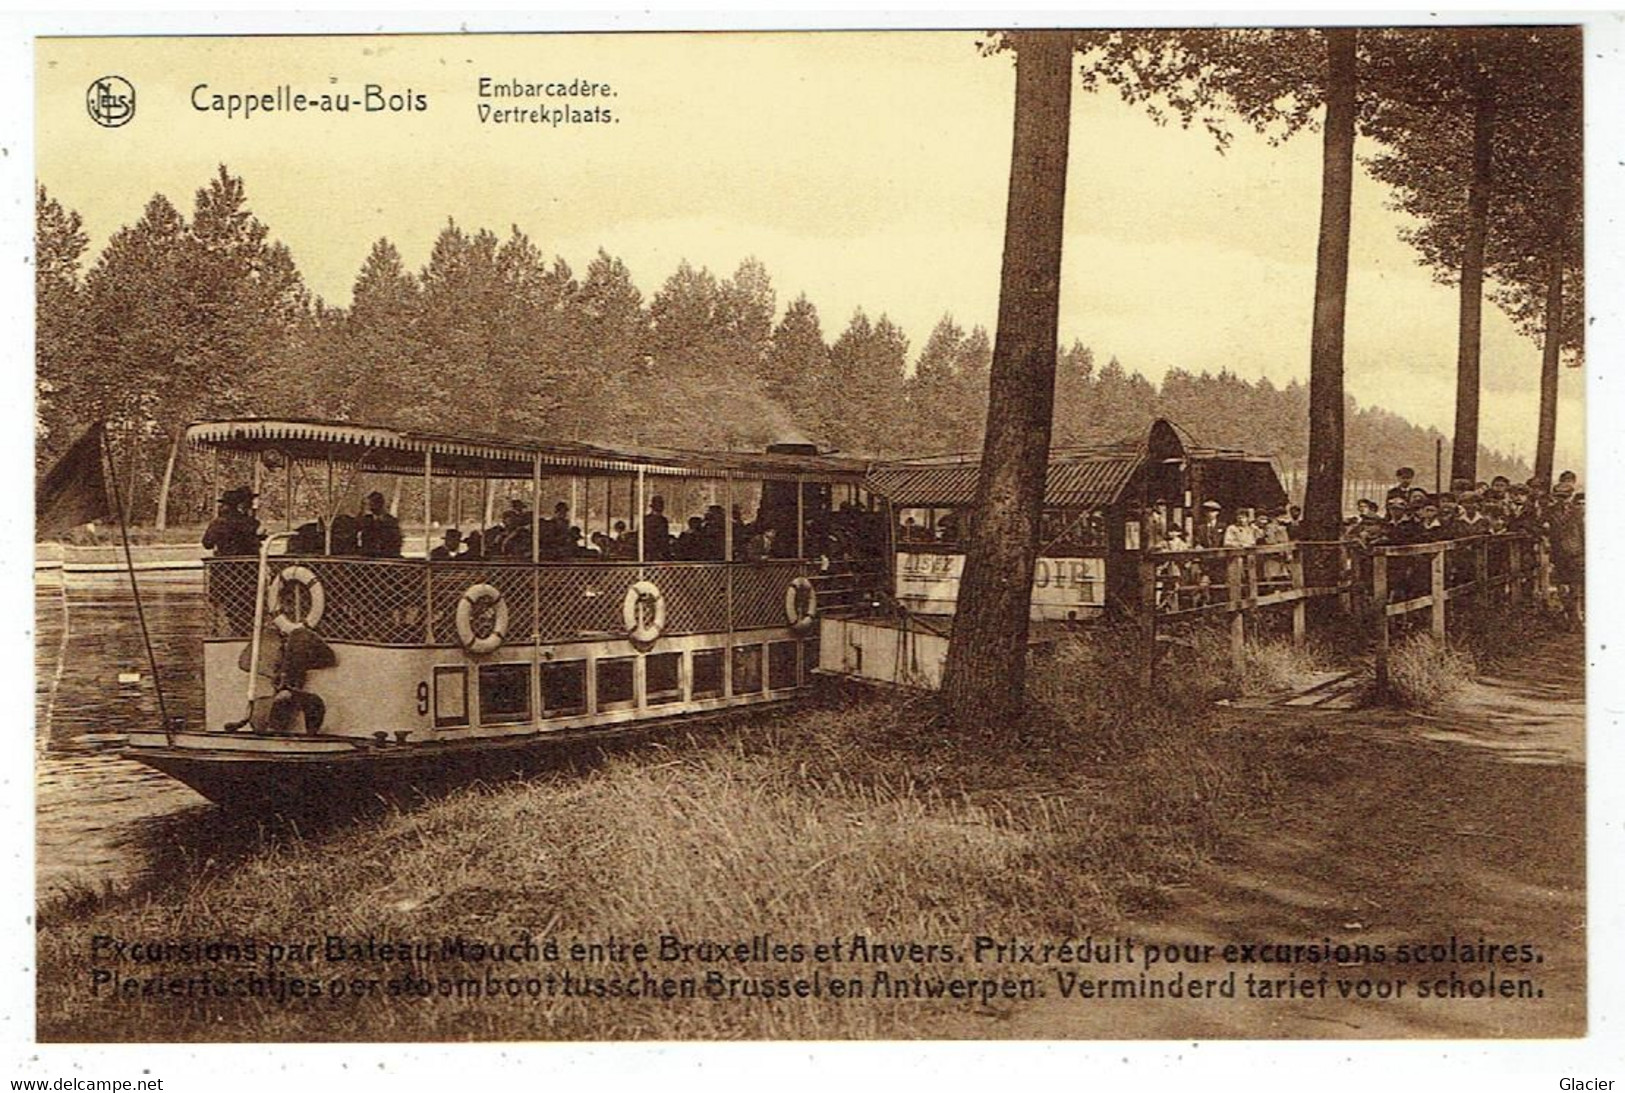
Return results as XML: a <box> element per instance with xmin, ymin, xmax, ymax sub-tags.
<box><xmin>1430</xmin><ymin>546</ymin><xmax>1446</xmax><ymax>639</ymax></box>
<box><xmin>796</xmin><ymin>474</ymin><xmax>805</xmax><ymax>559</ymax></box>
<box><xmin>1374</xmin><ymin>552</ymin><xmax>1390</xmax><ymax>694</ymax></box>
<box><xmin>636</xmin><ymin>469</ymin><xmax>646</xmax><ymax>573</ymax></box>
<box><xmin>1475</xmin><ymin>537</ymin><xmax>1489</xmax><ymax>606</ymax></box>
<box><xmin>422</xmin><ymin>452</ymin><xmax>434</xmax><ymax>558</ymax></box>
<box><xmin>1227</xmin><ymin>553</ymin><xmax>1245</xmax><ymax>678</ymax></box>
<box><xmin>1509</xmin><ymin>539</ymin><xmax>1524</xmax><ymax>605</ymax></box>
<box><xmin>1537</xmin><ymin>539</ymin><xmax>1552</xmax><ymax>604</ymax></box>
<box><xmin>724</xmin><ymin>475</ymin><xmax>735</xmax><ymax>563</ymax></box>
<box><xmin>1137</xmin><ymin>553</ymin><xmax>1157</xmax><ymax>689</ymax></box>
<box><xmin>423</xmin><ymin>452</ymin><xmax>435</xmax><ymax>645</ymax></box>
<box><xmin>531</xmin><ymin>456</ymin><xmax>542</xmax><ymax>565</ymax></box>
<box><xmin>1290</xmin><ymin>543</ymin><xmax>1306</xmax><ymax>648</ymax></box>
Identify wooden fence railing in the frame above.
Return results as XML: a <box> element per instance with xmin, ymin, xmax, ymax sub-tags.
<box><xmin>1368</xmin><ymin>535</ymin><xmax>1547</xmax><ymax>691</ymax></box>
<box><xmin>1135</xmin><ymin>534</ymin><xmax>1547</xmax><ymax>690</ymax></box>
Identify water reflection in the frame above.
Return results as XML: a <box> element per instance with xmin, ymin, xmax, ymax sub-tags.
<box><xmin>36</xmin><ymin>573</ymin><xmax>239</xmax><ymax>898</ymax></box>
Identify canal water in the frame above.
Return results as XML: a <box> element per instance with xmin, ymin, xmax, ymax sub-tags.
<box><xmin>34</xmin><ymin>571</ymin><xmax>234</xmax><ymax>898</ymax></box>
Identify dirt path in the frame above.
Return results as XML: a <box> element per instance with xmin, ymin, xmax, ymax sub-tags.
<box><xmin>971</xmin><ymin>630</ymin><xmax>1587</xmax><ymax>1039</ymax></box>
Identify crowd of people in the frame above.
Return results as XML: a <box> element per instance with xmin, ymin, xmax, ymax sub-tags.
<box><xmin>202</xmin><ymin>488</ymin><xmax>889</xmax><ymax>565</ymax></box>
<box><xmin>1335</xmin><ymin>467</ymin><xmax>1584</xmax><ymax>550</ymax></box>
<box><xmin>1136</xmin><ymin>465</ymin><xmax>1586</xmax><ymax>617</ymax></box>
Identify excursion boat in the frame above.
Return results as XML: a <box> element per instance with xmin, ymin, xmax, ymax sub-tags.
<box><xmin>123</xmin><ymin>418</ymin><xmax>888</xmax><ymax>804</ymax></box>
<box><xmin>822</xmin><ymin>420</ymin><xmax>1290</xmax><ymax>688</ymax></box>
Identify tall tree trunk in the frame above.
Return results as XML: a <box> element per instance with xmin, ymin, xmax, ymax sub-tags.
<box><xmin>1302</xmin><ymin>29</ymin><xmax>1357</xmax><ymax>552</ymax></box>
<box><xmin>154</xmin><ymin>428</ymin><xmax>182</xmax><ymax>531</ymax></box>
<box><xmin>939</xmin><ymin>31</ymin><xmax>1072</xmax><ymax>733</ymax></box>
<box><xmin>123</xmin><ymin>432</ymin><xmax>143</xmax><ymax>527</ymax></box>
<box><xmin>1451</xmin><ymin>59</ymin><xmax>1496</xmax><ymax>486</ymax></box>
<box><xmin>1534</xmin><ymin>240</ymin><xmax>1565</xmax><ymax>484</ymax></box>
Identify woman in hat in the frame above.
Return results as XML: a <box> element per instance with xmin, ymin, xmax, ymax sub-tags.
<box><xmin>201</xmin><ymin>486</ymin><xmax>262</xmax><ymax>556</ymax></box>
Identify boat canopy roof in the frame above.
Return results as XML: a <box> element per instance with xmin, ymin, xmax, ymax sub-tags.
<box><xmin>867</xmin><ymin>419</ymin><xmax>1285</xmax><ymax>509</ymax></box>
<box><xmin>185</xmin><ymin>418</ymin><xmax>872</xmax><ymax>483</ymax></box>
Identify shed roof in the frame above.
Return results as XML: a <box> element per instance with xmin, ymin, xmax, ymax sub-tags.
<box><xmin>867</xmin><ymin>454</ymin><xmax>1142</xmax><ymax>509</ymax></box>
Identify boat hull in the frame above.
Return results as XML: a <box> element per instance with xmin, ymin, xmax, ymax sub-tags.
<box><xmin>124</xmin><ymin>707</ymin><xmax>773</xmax><ymax>809</ymax></box>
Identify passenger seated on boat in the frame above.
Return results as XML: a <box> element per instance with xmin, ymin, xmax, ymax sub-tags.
<box><xmin>676</xmin><ymin>516</ymin><xmax>707</xmax><ymax>560</ymax></box>
<box><xmin>588</xmin><ymin>530</ymin><xmax>613</xmax><ymax>557</ymax></box>
<box><xmin>483</xmin><ymin>523</ymin><xmax>507</xmax><ymax>556</ymax></box>
<box><xmin>328</xmin><ymin>513</ymin><xmax>360</xmax><ymax>555</ymax></box>
<box><xmin>429</xmin><ymin>528</ymin><xmax>463</xmax><ymax>561</ymax></box>
<box><xmin>744</xmin><ymin>526</ymin><xmax>776</xmax><ymax>562</ymax></box>
<box><xmin>288</xmin><ymin>519</ymin><xmax>326</xmax><ymax>555</ymax></box>
<box><xmin>225</xmin><ymin>625</ymin><xmax>336</xmax><ymax>734</ymax></box>
<box><xmin>643</xmin><ymin>495</ymin><xmax>672</xmax><ymax>560</ymax></box>
<box><xmin>703</xmin><ymin>505</ymin><xmax>727</xmax><ymax>559</ymax></box>
<box><xmin>358</xmin><ymin>491</ymin><xmax>403</xmax><ymax>557</ymax></box>
<box><xmin>537</xmin><ymin>502</ymin><xmax>571</xmax><ymax>558</ymax></box>
<box><xmin>201</xmin><ymin>486</ymin><xmax>262</xmax><ymax>556</ymax></box>
<box><xmin>502</xmin><ymin>522</ymin><xmax>533</xmax><ymax>559</ymax></box>
<box><xmin>461</xmin><ymin>530</ymin><xmax>484</xmax><ymax>561</ymax></box>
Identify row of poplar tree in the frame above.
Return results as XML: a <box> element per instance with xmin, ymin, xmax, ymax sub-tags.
<box><xmin>36</xmin><ymin>120</ymin><xmax>1547</xmax><ymax>525</ymax></box>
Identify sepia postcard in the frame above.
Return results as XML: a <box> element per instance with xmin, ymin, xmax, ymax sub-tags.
<box><xmin>13</xmin><ymin>11</ymin><xmax>1625</xmax><ymax>1088</ymax></box>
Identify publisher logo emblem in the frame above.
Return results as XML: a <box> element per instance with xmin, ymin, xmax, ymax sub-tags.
<box><xmin>87</xmin><ymin>76</ymin><xmax>135</xmax><ymax>128</ymax></box>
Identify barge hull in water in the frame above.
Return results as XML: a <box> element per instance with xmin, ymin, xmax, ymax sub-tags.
<box><xmin>125</xmin><ymin>706</ymin><xmax>782</xmax><ymax>808</ymax></box>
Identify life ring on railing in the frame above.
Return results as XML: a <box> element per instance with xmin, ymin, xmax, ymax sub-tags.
<box><xmin>622</xmin><ymin>580</ymin><xmax>667</xmax><ymax>644</ymax></box>
<box><xmin>267</xmin><ymin>565</ymin><xmax>325</xmax><ymax>634</ymax></box>
<box><xmin>785</xmin><ymin>576</ymin><xmax>818</xmax><ymax>634</ymax></box>
<box><xmin>456</xmin><ymin>583</ymin><xmax>510</xmax><ymax>655</ymax></box>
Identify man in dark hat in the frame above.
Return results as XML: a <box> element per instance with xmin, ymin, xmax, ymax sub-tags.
<box><xmin>430</xmin><ymin>527</ymin><xmax>464</xmax><ymax>562</ymax></box>
<box><xmin>201</xmin><ymin>486</ymin><xmax>262</xmax><ymax>556</ymax></box>
<box><xmin>1394</xmin><ymin>467</ymin><xmax>1417</xmax><ymax>496</ymax></box>
<box><xmin>358</xmin><ymin>490</ymin><xmax>403</xmax><ymax>557</ymax></box>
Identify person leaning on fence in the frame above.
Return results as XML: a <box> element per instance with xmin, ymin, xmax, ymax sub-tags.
<box><xmin>1223</xmin><ymin>508</ymin><xmax>1257</xmax><ymax>549</ymax></box>
<box><xmin>1194</xmin><ymin>500</ymin><xmax>1224</xmax><ymax>548</ymax></box>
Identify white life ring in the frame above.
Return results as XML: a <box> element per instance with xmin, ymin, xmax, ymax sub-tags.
<box><xmin>456</xmin><ymin>583</ymin><xmax>510</xmax><ymax>655</ymax></box>
<box><xmin>785</xmin><ymin>576</ymin><xmax>818</xmax><ymax>634</ymax></box>
<box><xmin>267</xmin><ymin>564</ymin><xmax>325</xmax><ymax>634</ymax></box>
<box><xmin>622</xmin><ymin>580</ymin><xmax>667</xmax><ymax>644</ymax></box>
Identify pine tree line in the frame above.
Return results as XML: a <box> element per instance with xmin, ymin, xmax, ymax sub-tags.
<box><xmin>35</xmin><ymin>166</ymin><xmax>1530</xmax><ymax>525</ymax></box>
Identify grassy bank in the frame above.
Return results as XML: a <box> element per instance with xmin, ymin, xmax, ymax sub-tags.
<box><xmin>37</xmin><ymin>628</ymin><xmax>1302</xmax><ymax>1042</ymax></box>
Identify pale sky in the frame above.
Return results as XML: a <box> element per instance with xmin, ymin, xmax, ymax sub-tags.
<box><xmin>35</xmin><ymin>30</ymin><xmax>1584</xmax><ymax>470</ymax></box>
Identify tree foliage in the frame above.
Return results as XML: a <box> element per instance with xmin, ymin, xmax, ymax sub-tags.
<box><xmin>36</xmin><ymin>140</ymin><xmax>1545</xmax><ymax>524</ymax></box>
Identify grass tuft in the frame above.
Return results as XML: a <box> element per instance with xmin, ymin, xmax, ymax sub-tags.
<box><xmin>1386</xmin><ymin>632</ymin><xmax>1476</xmax><ymax>711</ymax></box>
